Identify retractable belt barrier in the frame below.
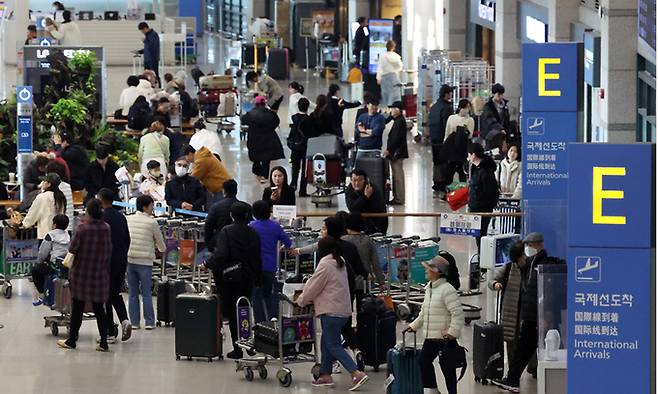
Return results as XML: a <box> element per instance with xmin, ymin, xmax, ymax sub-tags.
<box><xmin>112</xmin><ymin>201</ymin><xmax>208</xmax><ymax>218</ymax></box>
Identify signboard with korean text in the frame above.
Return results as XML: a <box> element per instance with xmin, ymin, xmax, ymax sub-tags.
<box><xmin>566</xmin><ymin>143</ymin><xmax>655</xmax><ymax>394</ymax></box>
<box><xmin>439</xmin><ymin>213</ymin><xmax>482</xmax><ymax>237</ymax></box>
<box><xmin>16</xmin><ymin>86</ymin><xmax>33</xmax><ymax>154</ymax></box>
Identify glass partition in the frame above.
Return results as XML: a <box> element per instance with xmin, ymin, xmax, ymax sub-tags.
<box><xmin>537</xmin><ymin>264</ymin><xmax>568</xmax><ymax>362</ymax></box>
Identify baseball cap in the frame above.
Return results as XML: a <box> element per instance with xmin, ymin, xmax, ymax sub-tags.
<box><xmin>255</xmin><ymin>95</ymin><xmax>267</xmax><ymax>105</ymax></box>
<box><xmin>523</xmin><ymin>232</ymin><xmax>544</xmax><ymax>243</ymax></box>
<box><xmin>39</xmin><ymin>172</ymin><xmax>61</xmax><ymax>185</ymax></box>
<box><xmin>389</xmin><ymin>101</ymin><xmax>404</xmax><ymax>110</ymax></box>
<box><xmin>421</xmin><ymin>256</ymin><xmax>450</xmax><ymax>275</ymax></box>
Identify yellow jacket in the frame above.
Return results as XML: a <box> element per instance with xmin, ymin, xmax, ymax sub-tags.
<box><xmin>191</xmin><ymin>147</ymin><xmax>231</xmax><ymax>193</ymax></box>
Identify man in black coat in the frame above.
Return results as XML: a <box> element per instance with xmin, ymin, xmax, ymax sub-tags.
<box><xmin>352</xmin><ymin>17</ymin><xmax>369</xmax><ymax>66</ymax></box>
<box><xmin>85</xmin><ymin>145</ymin><xmax>119</xmax><ymax>202</ymax></box>
<box><xmin>494</xmin><ymin>232</ymin><xmax>562</xmax><ymax>392</ymax></box>
<box><xmin>56</xmin><ymin>131</ymin><xmax>89</xmax><ymax>191</ymax></box>
<box><xmin>204</xmin><ymin>179</ymin><xmax>248</xmax><ymax>252</ymax></box>
<box><xmin>164</xmin><ymin>157</ymin><xmax>206</xmax><ymax>212</ymax></box>
<box><xmin>392</xmin><ymin>15</ymin><xmax>402</xmax><ymax>55</ymax></box>
<box><xmin>206</xmin><ymin>202</ymin><xmax>261</xmax><ymax>360</ymax></box>
<box><xmin>428</xmin><ymin>84</ymin><xmax>454</xmax><ymax>197</ymax></box>
<box><xmin>98</xmin><ymin>188</ymin><xmax>132</xmax><ymax>343</ymax></box>
<box><xmin>241</xmin><ymin>96</ymin><xmax>284</xmax><ymax>180</ymax></box>
<box><xmin>481</xmin><ymin>83</ymin><xmax>511</xmax><ymax>151</ymax></box>
<box><xmin>345</xmin><ymin>169</ymin><xmax>388</xmax><ymax>234</ymax></box>
<box><xmin>467</xmin><ymin>143</ymin><xmax>499</xmax><ymax>249</ymax></box>
<box><xmin>384</xmin><ymin>101</ymin><xmax>409</xmax><ymax>205</ymax></box>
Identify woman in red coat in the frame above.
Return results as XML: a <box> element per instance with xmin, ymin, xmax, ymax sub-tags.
<box><xmin>58</xmin><ymin>198</ymin><xmax>112</xmax><ymax>352</ymax></box>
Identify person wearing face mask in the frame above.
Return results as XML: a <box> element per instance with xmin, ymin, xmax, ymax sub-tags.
<box><xmin>138</xmin><ymin>121</ymin><xmax>170</xmax><ymax>177</ymax></box>
<box><xmin>139</xmin><ymin>160</ymin><xmax>166</xmax><ymax>202</ymax></box>
<box><xmin>481</xmin><ymin>83</ymin><xmax>511</xmax><ymax>151</ymax></box>
<box><xmin>164</xmin><ymin>157</ymin><xmax>206</xmax><ymax>212</ymax></box>
<box><xmin>441</xmin><ymin>99</ymin><xmax>474</xmax><ymax>189</ymax></box>
<box><xmin>493</xmin><ymin>233</ymin><xmax>563</xmax><ymax>393</ymax></box>
<box><xmin>496</xmin><ymin>145</ymin><xmax>522</xmax><ymax>199</ymax></box>
<box><xmin>466</xmin><ymin>143</ymin><xmax>499</xmax><ymax>250</ymax></box>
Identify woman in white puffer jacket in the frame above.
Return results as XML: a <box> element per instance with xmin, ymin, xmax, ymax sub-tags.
<box><xmin>496</xmin><ymin>145</ymin><xmax>522</xmax><ymax>199</ymax></box>
<box><xmin>407</xmin><ymin>256</ymin><xmax>465</xmax><ymax>394</ymax></box>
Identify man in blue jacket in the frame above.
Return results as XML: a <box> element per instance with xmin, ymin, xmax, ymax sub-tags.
<box><xmin>138</xmin><ymin>22</ymin><xmax>160</xmax><ymax>80</ymax></box>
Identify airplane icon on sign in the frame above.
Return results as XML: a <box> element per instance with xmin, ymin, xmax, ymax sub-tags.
<box><xmin>527</xmin><ymin>117</ymin><xmax>545</xmax><ymax>135</ymax></box>
<box><xmin>575</xmin><ymin>257</ymin><xmax>601</xmax><ymax>283</ymax></box>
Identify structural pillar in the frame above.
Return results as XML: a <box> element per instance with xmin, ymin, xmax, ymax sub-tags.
<box><xmin>546</xmin><ymin>0</ymin><xmax>580</xmax><ymax>42</ymax></box>
<box><xmin>494</xmin><ymin>0</ymin><xmax>521</xmax><ymax>115</ymax></box>
<box><xmin>599</xmin><ymin>0</ymin><xmax>637</xmax><ymax>142</ymax></box>
<box><xmin>445</xmin><ymin>0</ymin><xmax>467</xmax><ymax>53</ymax></box>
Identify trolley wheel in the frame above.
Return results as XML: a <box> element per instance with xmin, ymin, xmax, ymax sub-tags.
<box><xmin>258</xmin><ymin>365</ymin><xmax>268</xmax><ymax>380</ymax></box>
<box><xmin>50</xmin><ymin>322</ymin><xmax>59</xmax><ymax>336</ymax></box>
<box><xmin>208</xmin><ymin>357</ymin><xmax>213</xmax><ymax>363</ymax></box>
<box><xmin>474</xmin><ymin>377</ymin><xmax>480</xmax><ymax>383</ymax></box>
<box><xmin>171</xmin><ymin>322</ymin><xmax>175</xmax><ymax>328</ymax></box>
<box><xmin>244</xmin><ymin>367</ymin><xmax>254</xmax><ymax>381</ymax></box>
<box><xmin>373</xmin><ymin>365</ymin><xmax>380</xmax><ymax>372</ymax></box>
<box><xmin>187</xmin><ymin>356</ymin><xmax>193</xmax><ymax>361</ymax></box>
<box><xmin>311</xmin><ymin>364</ymin><xmax>321</xmax><ymax>380</ymax></box>
<box><xmin>176</xmin><ymin>355</ymin><xmax>181</xmax><ymax>360</ymax></box>
<box><xmin>247</xmin><ymin>348</ymin><xmax>257</xmax><ymax>357</ymax></box>
<box><xmin>3</xmin><ymin>284</ymin><xmax>12</xmax><ymax>299</ymax></box>
<box><xmin>277</xmin><ymin>369</ymin><xmax>292</xmax><ymax>387</ymax></box>
<box><xmin>482</xmin><ymin>379</ymin><xmax>489</xmax><ymax>386</ymax></box>
<box><xmin>156</xmin><ymin>321</ymin><xmax>162</xmax><ymax>327</ymax></box>
<box><xmin>356</xmin><ymin>352</ymin><xmax>365</xmax><ymax>372</ymax></box>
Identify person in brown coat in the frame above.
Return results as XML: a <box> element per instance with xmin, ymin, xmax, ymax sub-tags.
<box><xmin>57</xmin><ymin>198</ymin><xmax>112</xmax><ymax>352</ymax></box>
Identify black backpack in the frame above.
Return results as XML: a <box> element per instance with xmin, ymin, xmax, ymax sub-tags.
<box><xmin>439</xmin><ymin>250</ymin><xmax>461</xmax><ymax>291</ymax></box>
<box><xmin>127</xmin><ymin>97</ymin><xmax>152</xmax><ymax>130</ymax></box>
<box><xmin>287</xmin><ymin>115</ymin><xmax>308</xmax><ymax>153</ymax></box>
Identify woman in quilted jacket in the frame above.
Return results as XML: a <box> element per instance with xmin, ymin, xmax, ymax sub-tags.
<box><xmin>407</xmin><ymin>256</ymin><xmax>465</xmax><ymax>394</ymax></box>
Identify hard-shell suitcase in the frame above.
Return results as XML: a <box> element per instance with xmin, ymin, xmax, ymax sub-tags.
<box><xmin>157</xmin><ymin>279</ymin><xmax>186</xmax><ymax>326</ymax></box>
<box><xmin>218</xmin><ymin>92</ymin><xmax>237</xmax><ymax>117</ymax></box>
<box><xmin>472</xmin><ymin>321</ymin><xmax>504</xmax><ymax>384</ymax></box>
<box><xmin>306</xmin><ymin>134</ymin><xmax>343</xmax><ymax>159</ymax></box>
<box><xmin>267</xmin><ymin>48</ymin><xmax>290</xmax><ymax>80</ymax></box>
<box><xmin>199</xmin><ymin>75</ymin><xmax>234</xmax><ymax>90</ymax></box>
<box><xmin>253</xmin><ymin>321</ymin><xmax>298</xmax><ymax>358</ymax></box>
<box><xmin>386</xmin><ymin>331</ymin><xmax>423</xmax><ymax>394</ymax></box>
<box><xmin>306</xmin><ymin>157</ymin><xmax>343</xmax><ymax>186</ymax></box>
<box><xmin>175</xmin><ymin>294</ymin><xmax>222</xmax><ymax>361</ymax></box>
<box><xmin>354</xmin><ymin>156</ymin><xmax>389</xmax><ymax>201</ymax></box>
<box><xmin>357</xmin><ymin>295</ymin><xmax>397</xmax><ymax>372</ymax></box>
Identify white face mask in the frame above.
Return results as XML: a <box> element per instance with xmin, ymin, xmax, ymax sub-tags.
<box><xmin>175</xmin><ymin>166</ymin><xmax>188</xmax><ymax>177</ymax></box>
<box><xmin>525</xmin><ymin>246</ymin><xmax>538</xmax><ymax>258</ymax></box>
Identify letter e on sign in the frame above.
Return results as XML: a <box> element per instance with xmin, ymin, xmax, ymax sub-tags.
<box><xmin>592</xmin><ymin>167</ymin><xmax>626</xmax><ymax>225</ymax></box>
<box><xmin>538</xmin><ymin>58</ymin><xmax>561</xmax><ymax>97</ymax></box>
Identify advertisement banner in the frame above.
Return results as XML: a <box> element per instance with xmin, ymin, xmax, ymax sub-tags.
<box><xmin>367</xmin><ymin>19</ymin><xmax>394</xmax><ymax>74</ymax></box>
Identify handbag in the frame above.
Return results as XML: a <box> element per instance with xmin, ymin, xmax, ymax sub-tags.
<box><xmin>62</xmin><ymin>252</ymin><xmax>75</xmax><ymax>268</ymax></box>
<box><xmin>446</xmin><ymin>186</ymin><xmax>469</xmax><ymax>211</ymax></box>
<box><xmin>440</xmin><ymin>341</ymin><xmax>468</xmax><ymax>381</ymax></box>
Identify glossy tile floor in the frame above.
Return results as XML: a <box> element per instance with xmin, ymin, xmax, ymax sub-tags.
<box><xmin>0</xmin><ymin>39</ymin><xmax>537</xmax><ymax>393</ymax></box>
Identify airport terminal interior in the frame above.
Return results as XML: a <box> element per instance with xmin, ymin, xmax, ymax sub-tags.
<box><xmin>0</xmin><ymin>0</ymin><xmax>655</xmax><ymax>393</ymax></box>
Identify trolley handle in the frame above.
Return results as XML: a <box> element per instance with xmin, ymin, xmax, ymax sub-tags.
<box><xmin>401</xmin><ymin>329</ymin><xmax>417</xmax><ymax>349</ymax></box>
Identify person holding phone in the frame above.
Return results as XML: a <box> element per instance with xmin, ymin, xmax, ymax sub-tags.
<box><xmin>344</xmin><ymin>169</ymin><xmax>387</xmax><ymax>235</ymax></box>
<box><xmin>262</xmin><ymin>166</ymin><xmax>296</xmax><ymax>206</ymax></box>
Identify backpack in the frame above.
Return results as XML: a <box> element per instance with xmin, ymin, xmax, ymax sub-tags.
<box><xmin>439</xmin><ymin>250</ymin><xmax>461</xmax><ymax>290</ymax></box>
<box><xmin>127</xmin><ymin>98</ymin><xmax>152</xmax><ymax>130</ymax></box>
<box><xmin>287</xmin><ymin>115</ymin><xmax>307</xmax><ymax>152</ymax></box>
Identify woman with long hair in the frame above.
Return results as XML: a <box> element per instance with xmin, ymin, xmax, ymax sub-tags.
<box><xmin>296</xmin><ymin>236</ymin><xmax>370</xmax><ymax>391</ymax></box>
<box><xmin>22</xmin><ymin>172</ymin><xmax>67</xmax><ymax>240</ymax></box>
<box><xmin>138</xmin><ymin>120</ymin><xmax>170</xmax><ymax>176</ymax></box>
<box><xmin>262</xmin><ymin>166</ymin><xmax>296</xmax><ymax>206</ymax></box>
<box><xmin>309</xmin><ymin>94</ymin><xmax>340</xmax><ymax>136</ymax></box>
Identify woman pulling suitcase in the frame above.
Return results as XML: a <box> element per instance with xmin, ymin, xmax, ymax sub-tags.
<box><xmin>405</xmin><ymin>256</ymin><xmax>465</xmax><ymax>394</ymax></box>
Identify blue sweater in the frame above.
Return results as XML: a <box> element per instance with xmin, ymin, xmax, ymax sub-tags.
<box><xmin>355</xmin><ymin>112</ymin><xmax>386</xmax><ymax>150</ymax></box>
<box><xmin>249</xmin><ymin>219</ymin><xmax>292</xmax><ymax>273</ymax></box>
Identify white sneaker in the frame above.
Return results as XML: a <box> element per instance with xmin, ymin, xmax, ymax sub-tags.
<box><xmin>144</xmin><ymin>325</ymin><xmax>156</xmax><ymax>330</ymax></box>
<box><xmin>332</xmin><ymin>361</ymin><xmax>342</xmax><ymax>374</ymax></box>
<box><xmin>96</xmin><ymin>336</ymin><xmax>117</xmax><ymax>344</ymax></box>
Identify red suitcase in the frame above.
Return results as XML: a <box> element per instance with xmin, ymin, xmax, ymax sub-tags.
<box><xmin>447</xmin><ymin>187</ymin><xmax>469</xmax><ymax>211</ymax></box>
<box><xmin>403</xmin><ymin>93</ymin><xmax>417</xmax><ymax>117</ymax></box>
<box><xmin>306</xmin><ymin>157</ymin><xmax>343</xmax><ymax>187</ymax></box>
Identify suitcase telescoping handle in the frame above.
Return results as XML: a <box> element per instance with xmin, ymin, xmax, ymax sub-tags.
<box><xmin>402</xmin><ymin>329</ymin><xmax>417</xmax><ymax>349</ymax></box>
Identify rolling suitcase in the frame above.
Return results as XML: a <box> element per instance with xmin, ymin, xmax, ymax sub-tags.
<box><xmin>386</xmin><ymin>331</ymin><xmax>423</xmax><ymax>394</ymax></box>
<box><xmin>306</xmin><ymin>134</ymin><xmax>343</xmax><ymax>159</ymax></box>
<box><xmin>267</xmin><ymin>48</ymin><xmax>290</xmax><ymax>80</ymax></box>
<box><xmin>472</xmin><ymin>321</ymin><xmax>504</xmax><ymax>384</ymax></box>
<box><xmin>356</xmin><ymin>295</ymin><xmax>397</xmax><ymax>372</ymax></box>
<box><xmin>175</xmin><ymin>294</ymin><xmax>222</xmax><ymax>361</ymax></box>
<box><xmin>306</xmin><ymin>157</ymin><xmax>343</xmax><ymax>186</ymax></box>
<box><xmin>157</xmin><ymin>279</ymin><xmax>186</xmax><ymax>326</ymax></box>
<box><xmin>354</xmin><ymin>156</ymin><xmax>389</xmax><ymax>201</ymax></box>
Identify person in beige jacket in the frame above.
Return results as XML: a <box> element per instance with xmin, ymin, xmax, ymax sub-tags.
<box><xmin>407</xmin><ymin>256</ymin><xmax>465</xmax><ymax>394</ymax></box>
<box><xmin>126</xmin><ymin>195</ymin><xmax>165</xmax><ymax>330</ymax></box>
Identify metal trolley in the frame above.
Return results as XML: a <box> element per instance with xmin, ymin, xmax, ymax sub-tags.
<box><xmin>0</xmin><ymin>225</ymin><xmax>39</xmax><ymax>299</ymax></box>
<box><xmin>235</xmin><ymin>295</ymin><xmax>320</xmax><ymax>387</ymax></box>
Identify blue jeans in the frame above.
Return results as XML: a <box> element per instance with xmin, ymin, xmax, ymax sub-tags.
<box><xmin>127</xmin><ymin>263</ymin><xmax>155</xmax><ymax>327</ymax></box>
<box><xmin>320</xmin><ymin>315</ymin><xmax>358</xmax><ymax>375</ymax></box>
<box><xmin>252</xmin><ymin>271</ymin><xmax>278</xmax><ymax>323</ymax></box>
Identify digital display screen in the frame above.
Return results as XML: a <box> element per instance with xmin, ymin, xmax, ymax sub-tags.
<box><xmin>367</xmin><ymin>19</ymin><xmax>394</xmax><ymax>75</ymax></box>
<box><xmin>639</xmin><ymin>0</ymin><xmax>656</xmax><ymax>50</ymax></box>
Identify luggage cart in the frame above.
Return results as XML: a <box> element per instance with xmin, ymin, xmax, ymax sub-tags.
<box><xmin>198</xmin><ymin>74</ymin><xmax>239</xmax><ymax>131</ymax></box>
<box><xmin>0</xmin><ymin>225</ymin><xmax>39</xmax><ymax>299</ymax></box>
<box><xmin>44</xmin><ymin>278</ymin><xmax>95</xmax><ymax>336</ymax></box>
<box><xmin>235</xmin><ymin>295</ymin><xmax>320</xmax><ymax>387</ymax></box>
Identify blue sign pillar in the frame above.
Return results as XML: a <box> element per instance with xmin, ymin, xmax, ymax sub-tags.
<box><xmin>521</xmin><ymin>42</ymin><xmax>583</xmax><ymax>257</ymax></box>
<box><xmin>16</xmin><ymin>86</ymin><xmax>33</xmax><ymax>200</ymax></box>
<box><xmin>567</xmin><ymin>143</ymin><xmax>655</xmax><ymax>393</ymax></box>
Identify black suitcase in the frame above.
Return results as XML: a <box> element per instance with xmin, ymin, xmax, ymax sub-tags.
<box><xmin>355</xmin><ymin>156</ymin><xmax>389</xmax><ymax>201</ymax></box>
<box><xmin>253</xmin><ymin>321</ymin><xmax>299</xmax><ymax>358</ymax></box>
<box><xmin>157</xmin><ymin>279</ymin><xmax>186</xmax><ymax>326</ymax></box>
<box><xmin>267</xmin><ymin>48</ymin><xmax>290</xmax><ymax>80</ymax></box>
<box><xmin>356</xmin><ymin>296</ymin><xmax>397</xmax><ymax>372</ymax></box>
<box><xmin>242</xmin><ymin>44</ymin><xmax>267</xmax><ymax>67</ymax></box>
<box><xmin>472</xmin><ymin>321</ymin><xmax>504</xmax><ymax>384</ymax></box>
<box><xmin>175</xmin><ymin>294</ymin><xmax>222</xmax><ymax>361</ymax></box>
